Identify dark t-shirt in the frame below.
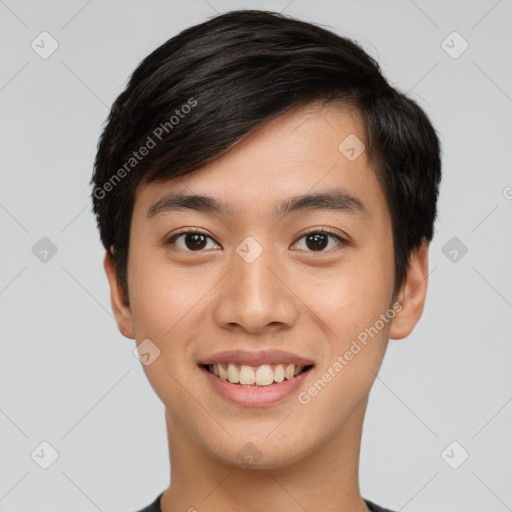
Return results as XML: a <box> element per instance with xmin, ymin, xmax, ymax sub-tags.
<box><xmin>134</xmin><ymin>491</ymin><xmax>396</xmax><ymax>512</ymax></box>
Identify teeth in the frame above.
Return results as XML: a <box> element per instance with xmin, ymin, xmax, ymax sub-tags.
<box><xmin>208</xmin><ymin>363</ymin><xmax>307</xmax><ymax>386</ymax></box>
<box><xmin>218</xmin><ymin>364</ymin><xmax>228</xmax><ymax>380</ymax></box>
<box><xmin>239</xmin><ymin>365</ymin><xmax>255</xmax><ymax>385</ymax></box>
<box><xmin>227</xmin><ymin>363</ymin><xmax>240</xmax><ymax>383</ymax></box>
<box><xmin>255</xmin><ymin>365</ymin><xmax>274</xmax><ymax>386</ymax></box>
<box><xmin>273</xmin><ymin>364</ymin><xmax>284</xmax><ymax>382</ymax></box>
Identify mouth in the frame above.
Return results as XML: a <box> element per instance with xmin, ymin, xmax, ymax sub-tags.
<box><xmin>200</xmin><ymin>362</ymin><xmax>314</xmax><ymax>387</ymax></box>
<box><xmin>197</xmin><ymin>352</ymin><xmax>315</xmax><ymax>406</ymax></box>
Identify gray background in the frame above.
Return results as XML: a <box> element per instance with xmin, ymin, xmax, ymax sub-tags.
<box><xmin>1</xmin><ymin>0</ymin><xmax>511</xmax><ymax>511</ymax></box>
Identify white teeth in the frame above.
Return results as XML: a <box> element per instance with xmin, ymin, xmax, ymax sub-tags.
<box><xmin>255</xmin><ymin>365</ymin><xmax>274</xmax><ymax>386</ymax></box>
<box><xmin>227</xmin><ymin>363</ymin><xmax>240</xmax><ymax>383</ymax></box>
<box><xmin>285</xmin><ymin>364</ymin><xmax>295</xmax><ymax>380</ymax></box>
<box><xmin>239</xmin><ymin>365</ymin><xmax>256</xmax><ymax>385</ymax></box>
<box><xmin>218</xmin><ymin>364</ymin><xmax>228</xmax><ymax>380</ymax></box>
<box><xmin>274</xmin><ymin>364</ymin><xmax>285</xmax><ymax>382</ymax></box>
<box><xmin>209</xmin><ymin>363</ymin><xmax>307</xmax><ymax>386</ymax></box>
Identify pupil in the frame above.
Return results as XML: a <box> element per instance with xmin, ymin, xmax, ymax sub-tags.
<box><xmin>186</xmin><ymin>233</ymin><xmax>207</xmax><ymax>250</ymax></box>
<box><xmin>307</xmin><ymin>233</ymin><xmax>327</xmax><ymax>251</ymax></box>
<box><xmin>184</xmin><ymin>233</ymin><xmax>328</xmax><ymax>251</ymax></box>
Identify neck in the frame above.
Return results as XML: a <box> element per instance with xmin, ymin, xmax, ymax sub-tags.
<box><xmin>161</xmin><ymin>398</ymin><xmax>370</xmax><ymax>512</ymax></box>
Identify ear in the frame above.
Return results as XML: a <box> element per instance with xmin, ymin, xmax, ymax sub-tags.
<box><xmin>389</xmin><ymin>239</ymin><xmax>430</xmax><ymax>340</ymax></box>
<box><xmin>103</xmin><ymin>250</ymin><xmax>135</xmax><ymax>339</ymax></box>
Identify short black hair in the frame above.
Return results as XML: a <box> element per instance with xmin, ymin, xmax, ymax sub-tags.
<box><xmin>91</xmin><ymin>9</ymin><xmax>442</xmax><ymax>303</ymax></box>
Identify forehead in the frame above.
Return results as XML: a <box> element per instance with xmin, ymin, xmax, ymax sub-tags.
<box><xmin>133</xmin><ymin>102</ymin><xmax>389</xmax><ymax>226</ymax></box>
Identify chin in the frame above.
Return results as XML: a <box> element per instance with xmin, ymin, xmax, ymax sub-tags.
<box><xmin>207</xmin><ymin>431</ymin><xmax>313</xmax><ymax>470</ymax></box>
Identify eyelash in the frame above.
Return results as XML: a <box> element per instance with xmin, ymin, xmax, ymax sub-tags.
<box><xmin>165</xmin><ymin>228</ymin><xmax>346</xmax><ymax>253</ymax></box>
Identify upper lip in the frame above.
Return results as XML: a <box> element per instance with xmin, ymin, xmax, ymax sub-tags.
<box><xmin>197</xmin><ymin>349</ymin><xmax>315</xmax><ymax>367</ymax></box>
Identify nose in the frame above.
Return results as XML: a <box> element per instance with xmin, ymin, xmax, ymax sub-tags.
<box><xmin>212</xmin><ymin>239</ymin><xmax>298</xmax><ymax>334</ymax></box>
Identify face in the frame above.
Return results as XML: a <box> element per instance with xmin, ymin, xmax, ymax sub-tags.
<box><xmin>105</xmin><ymin>102</ymin><xmax>427</xmax><ymax>470</ymax></box>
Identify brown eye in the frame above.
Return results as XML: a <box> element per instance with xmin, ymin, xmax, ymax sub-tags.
<box><xmin>165</xmin><ymin>228</ymin><xmax>346</xmax><ymax>253</ymax></box>
<box><xmin>166</xmin><ymin>230</ymin><xmax>219</xmax><ymax>251</ymax></box>
<box><xmin>293</xmin><ymin>230</ymin><xmax>345</xmax><ymax>252</ymax></box>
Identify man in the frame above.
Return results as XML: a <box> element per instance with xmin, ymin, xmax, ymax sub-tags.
<box><xmin>91</xmin><ymin>9</ymin><xmax>441</xmax><ymax>512</ymax></box>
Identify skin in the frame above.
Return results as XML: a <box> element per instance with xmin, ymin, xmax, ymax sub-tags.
<box><xmin>104</xmin><ymin>101</ymin><xmax>429</xmax><ymax>512</ymax></box>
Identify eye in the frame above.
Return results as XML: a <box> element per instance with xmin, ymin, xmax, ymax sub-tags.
<box><xmin>166</xmin><ymin>229</ymin><xmax>220</xmax><ymax>251</ymax></box>
<box><xmin>165</xmin><ymin>228</ymin><xmax>346</xmax><ymax>253</ymax></box>
<box><xmin>292</xmin><ymin>229</ymin><xmax>346</xmax><ymax>252</ymax></box>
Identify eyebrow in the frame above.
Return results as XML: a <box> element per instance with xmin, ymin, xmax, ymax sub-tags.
<box><xmin>146</xmin><ymin>188</ymin><xmax>367</xmax><ymax>221</ymax></box>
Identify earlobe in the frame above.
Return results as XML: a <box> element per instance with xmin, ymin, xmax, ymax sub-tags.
<box><xmin>389</xmin><ymin>240</ymin><xmax>430</xmax><ymax>340</ymax></box>
<box><xmin>103</xmin><ymin>251</ymin><xmax>135</xmax><ymax>339</ymax></box>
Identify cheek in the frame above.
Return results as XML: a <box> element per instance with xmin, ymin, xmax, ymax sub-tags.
<box><xmin>306</xmin><ymin>251</ymin><xmax>393</xmax><ymax>327</ymax></box>
<box><xmin>128</xmin><ymin>247</ymin><xmax>201</xmax><ymax>338</ymax></box>
<box><xmin>304</xmin><ymin>242</ymin><xmax>394</xmax><ymax>377</ymax></box>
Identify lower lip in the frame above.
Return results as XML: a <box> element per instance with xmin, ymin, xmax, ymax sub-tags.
<box><xmin>199</xmin><ymin>366</ymin><xmax>313</xmax><ymax>407</ymax></box>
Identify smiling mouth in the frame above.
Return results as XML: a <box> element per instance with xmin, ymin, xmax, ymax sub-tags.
<box><xmin>201</xmin><ymin>363</ymin><xmax>314</xmax><ymax>387</ymax></box>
